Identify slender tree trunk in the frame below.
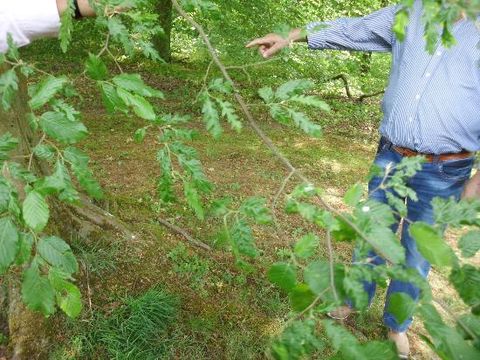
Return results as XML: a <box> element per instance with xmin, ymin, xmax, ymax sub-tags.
<box><xmin>0</xmin><ymin>64</ymin><xmax>50</xmax><ymax>359</ymax></box>
<box><xmin>154</xmin><ymin>0</ymin><xmax>173</xmax><ymax>62</ymax></box>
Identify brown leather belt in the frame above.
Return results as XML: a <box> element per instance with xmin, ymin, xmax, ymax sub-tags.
<box><xmin>392</xmin><ymin>146</ymin><xmax>474</xmax><ymax>162</ymax></box>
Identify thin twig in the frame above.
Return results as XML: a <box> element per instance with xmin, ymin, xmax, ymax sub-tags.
<box><xmin>171</xmin><ymin>0</ymin><xmax>389</xmax><ymax>262</ymax></box>
<box><xmin>292</xmin><ymin>287</ymin><xmax>330</xmax><ymax>322</ymax></box>
<box><xmin>326</xmin><ymin>231</ymin><xmax>339</xmax><ymax>303</ymax></box>
<box><xmin>157</xmin><ymin>217</ymin><xmax>212</xmax><ymax>251</ymax></box>
<box><xmin>272</xmin><ymin>170</ymin><xmax>296</xmax><ymax>215</ymax></box>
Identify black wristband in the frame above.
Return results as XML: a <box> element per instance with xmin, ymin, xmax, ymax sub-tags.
<box><xmin>73</xmin><ymin>0</ymin><xmax>83</xmax><ymax>19</ymax></box>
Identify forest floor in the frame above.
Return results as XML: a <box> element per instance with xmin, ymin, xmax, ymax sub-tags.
<box><xmin>21</xmin><ymin>46</ymin><xmax>477</xmax><ymax>360</ymax></box>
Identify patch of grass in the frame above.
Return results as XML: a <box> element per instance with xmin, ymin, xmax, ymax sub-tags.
<box><xmin>89</xmin><ymin>287</ymin><xmax>179</xmax><ymax>360</ymax></box>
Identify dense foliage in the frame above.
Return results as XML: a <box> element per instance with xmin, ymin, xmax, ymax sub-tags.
<box><xmin>0</xmin><ymin>0</ymin><xmax>479</xmax><ymax>358</ymax></box>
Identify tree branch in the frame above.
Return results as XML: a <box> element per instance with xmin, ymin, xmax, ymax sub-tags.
<box><xmin>157</xmin><ymin>218</ymin><xmax>212</xmax><ymax>251</ymax></box>
<box><xmin>171</xmin><ymin>0</ymin><xmax>391</xmax><ymax>262</ymax></box>
<box><xmin>326</xmin><ymin>74</ymin><xmax>384</xmax><ymax>102</ymax></box>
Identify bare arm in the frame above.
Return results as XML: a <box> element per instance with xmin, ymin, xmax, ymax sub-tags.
<box><xmin>56</xmin><ymin>0</ymin><xmax>96</xmax><ymax>17</ymax></box>
<box><xmin>246</xmin><ymin>28</ymin><xmax>306</xmax><ymax>59</ymax></box>
<box><xmin>462</xmin><ymin>172</ymin><xmax>480</xmax><ymax>200</ymax></box>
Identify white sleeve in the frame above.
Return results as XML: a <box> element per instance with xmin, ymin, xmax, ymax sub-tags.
<box><xmin>0</xmin><ymin>0</ymin><xmax>60</xmax><ymax>54</ymax></box>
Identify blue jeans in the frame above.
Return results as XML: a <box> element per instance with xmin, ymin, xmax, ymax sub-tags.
<box><xmin>358</xmin><ymin>137</ymin><xmax>474</xmax><ymax>332</ymax></box>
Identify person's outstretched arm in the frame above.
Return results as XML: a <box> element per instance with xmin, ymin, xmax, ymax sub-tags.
<box><xmin>247</xmin><ymin>5</ymin><xmax>398</xmax><ymax>58</ymax></box>
<box><xmin>0</xmin><ymin>0</ymin><xmax>96</xmax><ymax>53</ymax></box>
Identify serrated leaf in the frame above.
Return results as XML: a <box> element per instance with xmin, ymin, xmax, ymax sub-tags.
<box><xmin>85</xmin><ymin>53</ymin><xmax>109</xmax><ymax>81</ymax></box>
<box><xmin>113</xmin><ymin>73</ymin><xmax>164</xmax><ymax>98</ymax></box>
<box><xmin>393</xmin><ymin>9</ymin><xmax>410</xmax><ymax>42</ymax></box>
<box><xmin>134</xmin><ymin>127</ymin><xmax>148</xmax><ymax>143</ymax></box>
<box><xmin>117</xmin><ymin>88</ymin><xmax>156</xmax><ymax>121</ymax></box>
<box><xmin>49</xmin><ymin>268</ymin><xmax>82</xmax><ymax>318</ymax></box>
<box><xmin>366</xmin><ymin>226</ymin><xmax>405</xmax><ymax>265</ymax></box>
<box><xmin>275</xmin><ymin>79</ymin><xmax>313</xmax><ymax>100</ymax></box>
<box><xmin>59</xmin><ymin>0</ymin><xmax>74</xmax><ymax>52</ymax></box>
<box><xmin>304</xmin><ymin>260</ymin><xmax>346</xmax><ymax>302</ymax></box>
<box><xmin>22</xmin><ymin>191</ymin><xmax>49</xmax><ymax>232</ymax></box>
<box><xmin>288</xmin><ymin>110</ymin><xmax>322</xmax><ymax>138</ymax></box>
<box><xmin>64</xmin><ymin>147</ymin><xmax>103</xmax><ymax>199</ymax></box>
<box><xmin>37</xmin><ymin>236</ymin><xmax>78</xmax><ymax>274</ymax></box>
<box><xmin>268</xmin><ymin>263</ymin><xmax>297</xmax><ymax>291</ymax></box>
<box><xmin>458</xmin><ymin>230</ymin><xmax>480</xmax><ymax>258</ymax></box>
<box><xmin>289</xmin><ymin>95</ymin><xmax>330</xmax><ymax>111</ymax></box>
<box><xmin>294</xmin><ymin>233</ymin><xmax>319</xmax><ymax>259</ymax></box>
<box><xmin>344</xmin><ymin>183</ymin><xmax>363</xmax><ymax>206</ymax></box>
<box><xmin>258</xmin><ymin>87</ymin><xmax>274</xmax><ymax>103</ymax></box>
<box><xmin>33</xmin><ymin>144</ymin><xmax>56</xmax><ymax>161</ymax></box>
<box><xmin>184</xmin><ymin>181</ymin><xmax>204</xmax><ymax>220</ymax></box>
<box><xmin>0</xmin><ymin>132</ymin><xmax>19</xmax><ymax>162</ymax></box>
<box><xmin>28</xmin><ymin>76</ymin><xmax>67</xmax><ymax>110</ymax></box>
<box><xmin>239</xmin><ymin>197</ymin><xmax>272</xmax><ymax>224</ymax></box>
<box><xmin>409</xmin><ymin>222</ymin><xmax>455</xmax><ymax>267</ymax></box>
<box><xmin>216</xmin><ymin>99</ymin><xmax>242</xmax><ymax>132</ymax></box>
<box><xmin>450</xmin><ymin>265</ymin><xmax>480</xmax><ymax>307</ymax></box>
<box><xmin>39</xmin><ymin>111</ymin><xmax>88</xmax><ymax>144</ymax></box>
<box><xmin>15</xmin><ymin>232</ymin><xmax>33</xmax><ymax>266</ymax></box>
<box><xmin>386</xmin><ymin>292</ymin><xmax>416</xmax><ymax>324</ymax></box>
<box><xmin>202</xmin><ymin>96</ymin><xmax>222</xmax><ymax>138</ymax></box>
<box><xmin>99</xmin><ymin>82</ymin><xmax>128</xmax><ymax>113</ymax></box>
<box><xmin>289</xmin><ymin>283</ymin><xmax>316</xmax><ymax>312</ymax></box>
<box><xmin>0</xmin><ymin>69</ymin><xmax>19</xmax><ymax>111</ymax></box>
<box><xmin>22</xmin><ymin>263</ymin><xmax>56</xmax><ymax>316</ymax></box>
<box><xmin>230</xmin><ymin>219</ymin><xmax>258</xmax><ymax>258</ymax></box>
<box><xmin>0</xmin><ymin>217</ymin><xmax>19</xmax><ymax>272</ymax></box>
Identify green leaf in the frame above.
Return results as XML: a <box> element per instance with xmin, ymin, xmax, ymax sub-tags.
<box><xmin>37</xmin><ymin>236</ymin><xmax>78</xmax><ymax>274</ymax></box>
<box><xmin>288</xmin><ymin>110</ymin><xmax>322</xmax><ymax>138</ymax></box>
<box><xmin>0</xmin><ymin>217</ymin><xmax>19</xmax><ymax>272</ymax></box>
<box><xmin>134</xmin><ymin>127</ymin><xmax>148</xmax><ymax>143</ymax></box>
<box><xmin>304</xmin><ymin>261</ymin><xmax>346</xmax><ymax>301</ymax></box>
<box><xmin>0</xmin><ymin>132</ymin><xmax>19</xmax><ymax>162</ymax></box>
<box><xmin>275</xmin><ymin>79</ymin><xmax>313</xmax><ymax>100</ymax></box>
<box><xmin>0</xmin><ymin>69</ymin><xmax>19</xmax><ymax>111</ymax></box>
<box><xmin>258</xmin><ymin>87</ymin><xmax>274</xmax><ymax>103</ymax></box>
<box><xmin>386</xmin><ymin>292</ymin><xmax>416</xmax><ymax>324</ymax></box>
<box><xmin>458</xmin><ymin>231</ymin><xmax>480</xmax><ymax>258</ymax></box>
<box><xmin>35</xmin><ymin>161</ymin><xmax>68</xmax><ymax>195</ymax></box>
<box><xmin>99</xmin><ymin>82</ymin><xmax>128</xmax><ymax>113</ymax></box>
<box><xmin>239</xmin><ymin>197</ymin><xmax>272</xmax><ymax>224</ymax></box>
<box><xmin>59</xmin><ymin>0</ymin><xmax>74</xmax><ymax>52</ymax></box>
<box><xmin>289</xmin><ymin>283</ymin><xmax>316</xmax><ymax>312</ymax></box>
<box><xmin>28</xmin><ymin>76</ymin><xmax>67</xmax><ymax>110</ymax></box>
<box><xmin>117</xmin><ymin>88</ymin><xmax>156</xmax><ymax>121</ymax></box>
<box><xmin>420</xmin><ymin>304</ymin><xmax>480</xmax><ymax>360</ymax></box>
<box><xmin>216</xmin><ymin>99</ymin><xmax>243</xmax><ymax>132</ymax></box>
<box><xmin>230</xmin><ymin>219</ymin><xmax>258</xmax><ymax>258</ymax></box>
<box><xmin>49</xmin><ymin>268</ymin><xmax>82</xmax><ymax>318</ymax></box>
<box><xmin>22</xmin><ymin>263</ymin><xmax>56</xmax><ymax>316</ymax></box>
<box><xmin>294</xmin><ymin>233</ymin><xmax>319</xmax><ymax>259</ymax></box>
<box><xmin>15</xmin><ymin>232</ymin><xmax>33</xmax><ymax>266</ymax></box>
<box><xmin>289</xmin><ymin>95</ymin><xmax>331</xmax><ymax>111</ymax></box>
<box><xmin>393</xmin><ymin>8</ymin><xmax>410</xmax><ymax>42</ymax></box>
<box><xmin>202</xmin><ymin>95</ymin><xmax>222</xmax><ymax>138</ymax></box>
<box><xmin>450</xmin><ymin>265</ymin><xmax>480</xmax><ymax>307</ymax></box>
<box><xmin>39</xmin><ymin>111</ymin><xmax>88</xmax><ymax>144</ymax></box>
<box><xmin>271</xmin><ymin>320</ymin><xmax>324</xmax><ymax>360</ymax></box>
<box><xmin>344</xmin><ymin>183</ymin><xmax>363</xmax><ymax>207</ymax></box>
<box><xmin>409</xmin><ymin>222</ymin><xmax>455</xmax><ymax>267</ymax></box>
<box><xmin>22</xmin><ymin>191</ymin><xmax>50</xmax><ymax>232</ymax></box>
<box><xmin>366</xmin><ymin>226</ymin><xmax>405</xmax><ymax>265</ymax></box>
<box><xmin>268</xmin><ymin>263</ymin><xmax>297</xmax><ymax>292</ymax></box>
<box><xmin>64</xmin><ymin>147</ymin><xmax>103</xmax><ymax>199</ymax></box>
<box><xmin>113</xmin><ymin>73</ymin><xmax>164</xmax><ymax>98</ymax></box>
<box><xmin>33</xmin><ymin>144</ymin><xmax>56</xmax><ymax>161</ymax></box>
<box><xmin>323</xmin><ymin>320</ymin><xmax>366</xmax><ymax>360</ymax></box>
<box><xmin>184</xmin><ymin>181</ymin><xmax>204</xmax><ymax>220</ymax></box>
<box><xmin>85</xmin><ymin>53</ymin><xmax>109</xmax><ymax>81</ymax></box>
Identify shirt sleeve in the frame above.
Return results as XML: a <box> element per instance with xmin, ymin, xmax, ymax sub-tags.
<box><xmin>306</xmin><ymin>6</ymin><xmax>398</xmax><ymax>53</ymax></box>
<box><xmin>0</xmin><ymin>0</ymin><xmax>60</xmax><ymax>54</ymax></box>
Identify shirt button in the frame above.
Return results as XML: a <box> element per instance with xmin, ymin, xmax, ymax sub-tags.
<box><xmin>415</xmin><ymin>94</ymin><xmax>421</xmax><ymax>100</ymax></box>
<box><xmin>425</xmin><ymin>73</ymin><xmax>431</xmax><ymax>77</ymax></box>
<box><xmin>409</xmin><ymin>117</ymin><xmax>414</xmax><ymax>123</ymax></box>
<box><xmin>436</xmin><ymin>51</ymin><xmax>442</xmax><ymax>56</ymax></box>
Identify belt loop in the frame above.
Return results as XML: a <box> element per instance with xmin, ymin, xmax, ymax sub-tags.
<box><xmin>433</xmin><ymin>154</ymin><xmax>441</xmax><ymax>164</ymax></box>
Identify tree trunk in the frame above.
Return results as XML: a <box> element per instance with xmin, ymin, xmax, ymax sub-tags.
<box><xmin>154</xmin><ymin>0</ymin><xmax>173</xmax><ymax>62</ymax></box>
<box><xmin>0</xmin><ymin>64</ymin><xmax>51</xmax><ymax>359</ymax></box>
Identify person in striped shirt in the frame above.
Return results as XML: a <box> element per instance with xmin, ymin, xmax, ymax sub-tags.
<box><xmin>248</xmin><ymin>1</ymin><xmax>479</xmax><ymax>358</ymax></box>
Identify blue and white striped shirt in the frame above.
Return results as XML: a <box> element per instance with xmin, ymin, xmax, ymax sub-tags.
<box><xmin>307</xmin><ymin>1</ymin><xmax>480</xmax><ymax>154</ymax></box>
